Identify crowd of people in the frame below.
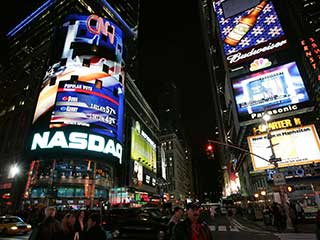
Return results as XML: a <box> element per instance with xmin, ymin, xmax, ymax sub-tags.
<box><xmin>261</xmin><ymin>201</ymin><xmax>304</xmax><ymax>232</ymax></box>
<box><xmin>28</xmin><ymin>206</ymin><xmax>107</xmax><ymax>240</ymax></box>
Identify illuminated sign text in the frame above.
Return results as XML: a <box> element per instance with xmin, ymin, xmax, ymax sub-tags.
<box><xmin>31</xmin><ymin>131</ymin><xmax>122</xmax><ymax>163</ymax></box>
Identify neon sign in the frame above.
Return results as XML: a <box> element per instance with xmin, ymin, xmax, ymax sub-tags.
<box><xmin>31</xmin><ymin>131</ymin><xmax>123</xmax><ymax>163</ymax></box>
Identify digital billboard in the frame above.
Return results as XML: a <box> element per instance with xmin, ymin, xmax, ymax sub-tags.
<box><xmin>213</xmin><ymin>0</ymin><xmax>288</xmax><ymax>67</ymax></box>
<box><xmin>232</xmin><ymin>62</ymin><xmax>310</xmax><ymax>123</ymax></box>
<box><xmin>248</xmin><ymin>124</ymin><xmax>320</xmax><ymax>171</ymax></box>
<box><xmin>28</xmin><ymin>14</ymin><xmax>124</xmax><ymax>163</ymax></box>
<box><xmin>130</xmin><ymin>121</ymin><xmax>157</xmax><ymax>173</ymax></box>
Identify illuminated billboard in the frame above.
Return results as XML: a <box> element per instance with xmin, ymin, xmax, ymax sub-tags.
<box><xmin>213</xmin><ymin>0</ymin><xmax>288</xmax><ymax>66</ymax></box>
<box><xmin>28</xmin><ymin>14</ymin><xmax>124</xmax><ymax>163</ymax></box>
<box><xmin>232</xmin><ymin>62</ymin><xmax>310</xmax><ymax>123</ymax></box>
<box><xmin>130</xmin><ymin>121</ymin><xmax>157</xmax><ymax>173</ymax></box>
<box><xmin>248</xmin><ymin>124</ymin><xmax>320</xmax><ymax>171</ymax></box>
<box><xmin>50</xmin><ymin>80</ymin><xmax>123</xmax><ymax>139</ymax></box>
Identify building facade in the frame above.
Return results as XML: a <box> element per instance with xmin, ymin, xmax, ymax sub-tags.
<box><xmin>0</xmin><ymin>0</ymin><xmax>168</xmax><ymax>212</ymax></box>
<box><xmin>200</xmin><ymin>0</ymin><xmax>320</xmax><ymax>214</ymax></box>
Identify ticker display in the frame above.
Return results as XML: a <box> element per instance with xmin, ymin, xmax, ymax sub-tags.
<box><xmin>50</xmin><ymin>80</ymin><xmax>123</xmax><ymax>140</ymax></box>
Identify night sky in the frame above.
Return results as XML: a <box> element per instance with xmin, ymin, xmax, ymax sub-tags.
<box><xmin>138</xmin><ymin>0</ymin><xmax>219</xmax><ymax>193</ymax></box>
<box><xmin>3</xmin><ymin>0</ymin><xmax>219</xmax><ymax>193</ymax></box>
<box><xmin>138</xmin><ymin>0</ymin><xmax>216</xmax><ymax>145</ymax></box>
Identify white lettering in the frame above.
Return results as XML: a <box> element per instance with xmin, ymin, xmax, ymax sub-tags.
<box><xmin>227</xmin><ymin>40</ymin><xmax>287</xmax><ymax>64</ymax></box>
<box><xmin>47</xmin><ymin>131</ymin><xmax>68</xmax><ymax>148</ymax></box>
<box><xmin>88</xmin><ymin>134</ymin><xmax>105</xmax><ymax>152</ymax></box>
<box><xmin>31</xmin><ymin>132</ymin><xmax>50</xmax><ymax>150</ymax></box>
<box><xmin>250</xmin><ymin>105</ymin><xmax>298</xmax><ymax>119</ymax></box>
<box><xmin>30</xmin><ymin>131</ymin><xmax>122</xmax><ymax>163</ymax></box>
<box><xmin>69</xmin><ymin>132</ymin><xmax>87</xmax><ymax>149</ymax></box>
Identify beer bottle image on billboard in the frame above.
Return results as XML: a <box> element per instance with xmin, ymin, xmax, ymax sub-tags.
<box><xmin>224</xmin><ymin>0</ymin><xmax>269</xmax><ymax>46</ymax></box>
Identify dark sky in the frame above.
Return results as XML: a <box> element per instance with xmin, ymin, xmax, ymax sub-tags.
<box><xmin>138</xmin><ymin>1</ymin><xmax>219</xmax><ymax>192</ymax></box>
<box><xmin>138</xmin><ymin>0</ymin><xmax>216</xmax><ymax>146</ymax></box>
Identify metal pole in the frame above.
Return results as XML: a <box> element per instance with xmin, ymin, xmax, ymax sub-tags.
<box><xmin>264</xmin><ymin>117</ymin><xmax>293</xmax><ymax>231</ymax></box>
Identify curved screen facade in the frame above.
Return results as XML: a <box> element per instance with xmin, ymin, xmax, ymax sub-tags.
<box><xmin>28</xmin><ymin>14</ymin><xmax>125</xmax><ymax>163</ymax></box>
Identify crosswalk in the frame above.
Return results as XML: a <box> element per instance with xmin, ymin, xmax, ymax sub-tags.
<box><xmin>208</xmin><ymin>224</ymin><xmax>240</xmax><ymax>232</ymax></box>
<box><xmin>274</xmin><ymin>233</ymin><xmax>317</xmax><ymax>240</ymax></box>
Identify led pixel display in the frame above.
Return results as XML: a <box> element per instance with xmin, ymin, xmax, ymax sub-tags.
<box><xmin>213</xmin><ymin>0</ymin><xmax>288</xmax><ymax>66</ymax></box>
<box><xmin>232</xmin><ymin>62</ymin><xmax>310</xmax><ymax>123</ymax></box>
<box><xmin>28</xmin><ymin>14</ymin><xmax>124</xmax><ymax>163</ymax></box>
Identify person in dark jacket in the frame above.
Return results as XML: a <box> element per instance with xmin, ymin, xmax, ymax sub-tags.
<box><xmin>85</xmin><ymin>213</ymin><xmax>106</xmax><ymax>240</ymax></box>
<box><xmin>171</xmin><ymin>202</ymin><xmax>213</xmax><ymax>240</ymax></box>
<box><xmin>29</xmin><ymin>206</ymin><xmax>63</xmax><ymax>240</ymax></box>
<box><xmin>74</xmin><ymin>210</ymin><xmax>86</xmax><ymax>240</ymax></box>
<box><xmin>168</xmin><ymin>206</ymin><xmax>184</xmax><ymax>238</ymax></box>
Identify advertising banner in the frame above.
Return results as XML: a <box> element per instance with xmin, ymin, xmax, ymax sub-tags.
<box><xmin>232</xmin><ymin>62</ymin><xmax>310</xmax><ymax>124</ymax></box>
<box><xmin>248</xmin><ymin>124</ymin><xmax>320</xmax><ymax>171</ymax></box>
<box><xmin>213</xmin><ymin>0</ymin><xmax>288</xmax><ymax>67</ymax></box>
<box><xmin>130</xmin><ymin>121</ymin><xmax>157</xmax><ymax>172</ymax></box>
<box><xmin>28</xmin><ymin>14</ymin><xmax>124</xmax><ymax>163</ymax></box>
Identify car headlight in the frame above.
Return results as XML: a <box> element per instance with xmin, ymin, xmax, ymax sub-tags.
<box><xmin>10</xmin><ymin>226</ymin><xmax>18</xmax><ymax>230</ymax></box>
<box><xmin>27</xmin><ymin>224</ymin><xmax>32</xmax><ymax>229</ymax></box>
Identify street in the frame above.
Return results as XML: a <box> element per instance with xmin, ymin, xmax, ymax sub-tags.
<box><xmin>0</xmin><ymin>214</ymin><xmax>317</xmax><ymax>240</ymax></box>
<box><xmin>209</xmin><ymin>214</ymin><xmax>317</xmax><ymax>240</ymax></box>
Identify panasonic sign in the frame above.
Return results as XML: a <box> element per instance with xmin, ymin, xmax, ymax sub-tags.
<box><xmin>31</xmin><ymin>131</ymin><xmax>122</xmax><ymax>163</ymax></box>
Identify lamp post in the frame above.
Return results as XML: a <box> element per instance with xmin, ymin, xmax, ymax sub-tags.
<box><xmin>262</xmin><ymin>113</ymin><xmax>293</xmax><ymax>230</ymax></box>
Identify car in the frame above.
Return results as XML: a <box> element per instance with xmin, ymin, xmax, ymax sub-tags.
<box><xmin>0</xmin><ymin>215</ymin><xmax>32</xmax><ymax>235</ymax></box>
<box><xmin>105</xmin><ymin>207</ymin><xmax>169</xmax><ymax>240</ymax></box>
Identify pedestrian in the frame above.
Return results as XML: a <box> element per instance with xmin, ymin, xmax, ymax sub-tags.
<box><xmin>29</xmin><ymin>206</ymin><xmax>63</xmax><ymax>240</ymax></box>
<box><xmin>61</xmin><ymin>212</ymin><xmax>77</xmax><ymax>240</ymax></box>
<box><xmin>171</xmin><ymin>202</ymin><xmax>213</xmax><ymax>240</ymax></box>
<box><xmin>227</xmin><ymin>207</ymin><xmax>234</xmax><ymax>228</ymax></box>
<box><xmin>84</xmin><ymin>213</ymin><xmax>106</xmax><ymax>240</ymax></box>
<box><xmin>289</xmin><ymin>202</ymin><xmax>298</xmax><ymax>232</ymax></box>
<box><xmin>271</xmin><ymin>202</ymin><xmax>281</xmax><ymax>231</ymax></box>
<box><xmin>168</xmin><ymin>206</ymin><xmax>184</xmax><ymax>238</ymax></box>
<box><xmin>279</xmin><ymin>204</ymin><xmax>287</xmax><ymax>231</ymax></box>
<box><xmin>74</xmin><ymin>210</ymin><xmax>86</xmax><ymax>240</ymax></box>
<box><xmin>295</xmin><ymin>201</ymin><xmax>304</xmax><ymax>222</ymax></box>
<box><xmin>209</xmin><ymin>206</ymin><xmax>216</xmax><ymax>220</ymax></box>
<box><xmin>316</xmin><ymin>209</ymin><xmax>320</xmax><ymax>240</ymax></box>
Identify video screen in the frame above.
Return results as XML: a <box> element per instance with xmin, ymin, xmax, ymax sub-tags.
<box><xmin>28</xmin><ymin>14</ymin><xmax>125</xmax><ymax>162</ymax></box>
<box><xmin>233</xmin><ymin>62</ymin><xmax>309</xmax><ymax>122</ymax></box>
<box><xmin>50</xmin><ymin>80</ymin><xmax>123</xmax><ymax>140</ymax></box>
<box><xmin>213</xmin><ymin>0</ymin><xmax>288</xmax><ymax>66</ymax></box>
<box><xmin>130</xmin><ymin>120</ymin><xmax>157</xmax><ymax>173</ymax></box>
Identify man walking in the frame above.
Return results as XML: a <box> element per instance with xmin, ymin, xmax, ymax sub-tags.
<box><xmin>171</xmin><ymin>202</ymin><xmax>213</xmax><ymax>240</ymax></box>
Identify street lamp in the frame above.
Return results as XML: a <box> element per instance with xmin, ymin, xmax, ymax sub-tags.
<box><xmin>262</xmin><ymin>113</ymin><xmax>293</xmax><ymax>230</ymax></box>
<box><xmin>262</xmin><ymin>113</ymin><xmax>281</xmax><ymax>167</ymax></box>
<box><xmin>8</xmin><ymin>164</ymin><xmax>20</xmax><ymax>179</ymax></box>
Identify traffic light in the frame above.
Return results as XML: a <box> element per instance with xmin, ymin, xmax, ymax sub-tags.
<box><xmin>205</xmin><ymin>143</ymin><xmax>215</xmax><ymax>159</ymax></box>
<box><xmin>287</xmin><ymin>185</ymin><xmax>295</xmax><ymax>193</ymax></box>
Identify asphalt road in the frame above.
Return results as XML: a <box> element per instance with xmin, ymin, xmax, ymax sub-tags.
<box><xmin>0</xmin><ymin>215</ymin><xmax>317</xmax><ymax>240</ymax></box>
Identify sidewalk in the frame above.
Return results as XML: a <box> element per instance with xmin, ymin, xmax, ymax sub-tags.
<box><xmin>235</xmin><ymin>215</ymin><xmax>317</xmax><ymax>234</ymax></box>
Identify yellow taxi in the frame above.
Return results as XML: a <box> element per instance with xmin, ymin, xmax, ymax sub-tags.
<box><xmin>0</xmin><ymin>215</ymin><xmax>32</xmax><ymax>235</ymax></box>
